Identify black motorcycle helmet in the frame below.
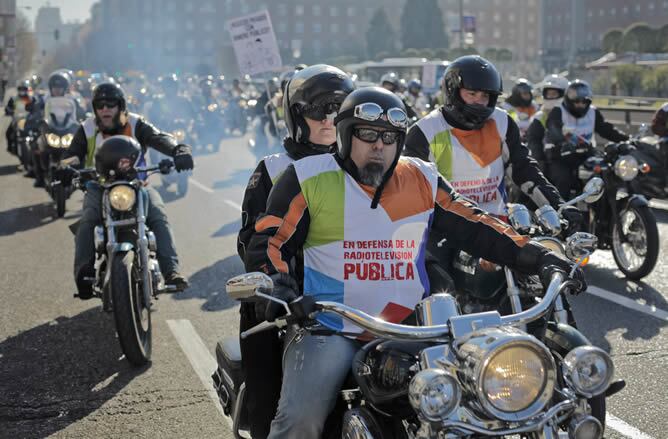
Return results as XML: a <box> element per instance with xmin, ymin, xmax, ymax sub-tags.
<box><xmin>506</xmin><ymin>78</ymin><xmax>534</xmax><ymax>107</ymax></box>
<box><xmin>48</xmin><ymin>71</ymin><xmax>71</xmax><ymax>97</ymax></box>
<box><xmin>17</xmin><ymin>79</ymin><xmax>31</xmax><ymax>97</ymax></box>
<box><xmin>334</xmin><ymin>86</ymin><xmax>409</xmax><ymax>207</ymax></box>
<box><xmin>94</xmin><ymin>135</ymin><xmax>142</xmax><ymax>179</ymax></box>
<box><xmin>563</xmin><ymin>79</ymin><xmax>593</xmax><ymax>118</ymax></box>
<box><xmin>380</xmin><ymin>72</ymin><xmax>399</xmax><ymax>92</ymax></box>
<box><xmin>283</xmin><ymin>64</ymin><xmax>355</xmax><ymax>148</ymax></box>
<box><xmin>279</xmin><ymin>70</ymin><xmax>296</xmax><ymax>93</ymax></box>
<box><xmin>92</xmin><ymin>82</ymin><xmax>127</xmax><ymax>133</ymax></box>
<box><xmin>407</xmin><ymin>79</ymin><xmax>422</xmax><ymax>95</ymax></box>
<box><xmin>442</xmin><ymin>55</ymin><xmax>503</xmax><ymax>130</ymax></box>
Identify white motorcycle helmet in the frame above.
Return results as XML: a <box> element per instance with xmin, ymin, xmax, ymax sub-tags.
<box><xmin>540</xmin><ymin>74</ymin><xmax>568</xmax><ymax>111</ymax></box>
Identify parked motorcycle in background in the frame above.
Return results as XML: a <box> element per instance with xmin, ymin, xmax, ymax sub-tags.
<box><xmin>626</xmin><ymin>124</ymin><xmax>668</xmax><ymax>200</ymax></box>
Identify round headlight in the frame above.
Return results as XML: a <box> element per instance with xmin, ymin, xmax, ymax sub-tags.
<box><xmin>46</xmin><ymin>133</ymin><xmax>61</xmax><ymax>148</ymax></box>
<box><xmin>408</xmin><ymin>368</ymin><xmax>461</xmax><ymax>422</ymax></box>
<box><xmin>482</xmin><ymin>345</ymin><xmax>547</xmax><ymax>413</ymax></box>
<box><xmin>534</xmin><ymin>237</ymin><xmax>565</xmax><ymax>256</ymax></box>
<box><xmin>614</xmin><ymin>155</ymin><xmax>639</xmax><ymax>181</ymax></box>
<box><xmin>207</xmin><ymin>103</ymin><xmax>218</xmax><ymax>112</ymax></box>
<box><xmin>562</xmin><ymin>346</ymin><xmax>614</xmax><ymax>398</ymax></box>
<box><xmin>173</xmin><ymin>129</ymin><xmax>186</xmax><ymax>142</ymax></box>
<box><xmin>61</xmin><ymin>133</ymin><xmax>74</xmax><ymax>147</ymax></box>
<box><xmin>17</xmin><ymin>119</ymin><xmax>26</xmax><ymax>130</ymax></box>
<box><xmin>109</xmin><ymin>185</ymin><xmax>136</xmax><ymax>211</ymax></box>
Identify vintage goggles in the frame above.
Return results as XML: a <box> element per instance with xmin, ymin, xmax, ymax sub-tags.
<box><xmin>353</xmin><ymin>102</ymin><xmax>408</xmax><ymax>129</ymax></box>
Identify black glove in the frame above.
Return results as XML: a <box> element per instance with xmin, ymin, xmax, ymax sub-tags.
<box><xmin>560</xmin><ymin>205</ymin><xmax>584</xmax><ymax>234</ymax></box>
<box><xmin>173</xmin><ymin>144</ymin><xmax>194</xmax><ymax>172</ymax></box>
<box><xmin>538</xmin><ymin>251</ymin><xmax>587</xmax><ymax>295</ymax></box>
<box><xmin>264</xmin><ymin>273</ymin><xmax>299</xmax><ymax>322</ymax></box>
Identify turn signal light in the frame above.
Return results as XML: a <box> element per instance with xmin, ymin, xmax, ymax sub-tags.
<box><xmin>640</xmin><ymin>163</ymin><xmax>651</xmax><ymax>174</ymax></box>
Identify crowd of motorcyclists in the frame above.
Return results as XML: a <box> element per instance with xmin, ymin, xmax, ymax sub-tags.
<box><xmin>5</xmin><ymin>56</ymin><xmax>668</xmax><ymax>438</ymax></box>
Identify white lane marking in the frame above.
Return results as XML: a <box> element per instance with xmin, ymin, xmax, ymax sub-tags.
<box><xmin>607</xmin><ymin>413</ymin><xmax>657</xmax><ymax>439</ymax></box>
<box><xmin>587</xmin><ymin>286</ymin><xmax>668</xmax><ymax>322</ymax></box>
<box><xmin>649</xmin><ymin>199</ymin><xmax>668</xmax><ymax>211</ymax></box>
<box><xmin>224</xmin><ymin>199</ymin><xmax>242</xmax><ymax>211</ymax></box>
<box><xmin>190</xmin><ymin>178</ymin><xmax>214</xmax><ymax>194</ymax></box>
<box><xmin>166</xmin><ymin>319</ymin><xmax>232</xmax><ymax>429</ymax></box>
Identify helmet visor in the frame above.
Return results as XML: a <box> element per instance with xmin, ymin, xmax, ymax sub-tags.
<box><xmin>566</xmin><ymin>85</ymin><xmax>592</xmax><ymax>102</ymax></box>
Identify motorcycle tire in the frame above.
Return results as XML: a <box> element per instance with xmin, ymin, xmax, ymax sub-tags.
<box><xmin>54</xmin><ymin>183</ymin><xmax>66</xmax><ymax>218</ymax></box>
<box><xmin>612</xmin><ymin>204</ymin><xmax>659</xmax><ymax>280</ymax></box>
<box><xmin>589</xmin><ymin>394</ymin><xmax>606</xmax><ymax>434</ymax></box>
<box><xmin>111</xmin><ymin>251</ymin><xmax>152</xmax><ymax>366</ymax></box>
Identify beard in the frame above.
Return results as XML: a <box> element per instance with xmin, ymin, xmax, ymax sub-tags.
<box><xmin>358</xmin><ymin>162</ymin><xmax>385</xmax><ymax>187</ymax></box>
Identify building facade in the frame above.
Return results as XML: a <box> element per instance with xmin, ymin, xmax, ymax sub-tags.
<box><xmin>0</xmin><ymin>0</ymin><xmax>16</xmax><ymax>82</ymax></box>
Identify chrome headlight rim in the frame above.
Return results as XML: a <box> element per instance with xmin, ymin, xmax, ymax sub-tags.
<box><xmin>46</xmin><ymin>133</ymin><xmax>62</xmax><ymax>148</ymax></box>
<box><xmin>614</xmin><ymin>155</ymin><xmax>639</xmax><ymax>181</ymax></box>
<box><xmin>464</xmin><ymin>333</ymin><xmax>556</xmax><ymax>422</ymax></box>
<box><xmin>562</xmin><ymin>345</ymin><xmax>614</xmax><ymax>398</ymax></box>
<box><xmin>533</xmin><ymin>237</ymin><xmax>566</xmax><ymax>257</ymax></box>
<box><xmin>409</xmin><ymin>368</ymin><xmax>461</xmax><ymax>422</ymax></box>
<box><xmin>108</xmin><ymin>184</ymin><xmax>137</xmax><ymax>211</ymax></box>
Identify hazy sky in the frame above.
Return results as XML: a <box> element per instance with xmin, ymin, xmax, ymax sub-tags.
<box><xmin>18</xmin><ymin>0</ymin><xmax>96</xmax><ymax>26</ymax></box>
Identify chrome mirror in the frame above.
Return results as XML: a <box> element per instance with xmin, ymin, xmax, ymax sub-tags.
<box><xmin>565</xmin><ymin>232</ymin><xmax>598</xmax><ymax>261</ymax></box>
<box><xmin>416</xmin><ymin>294</ymin><xmax>460</xmax><ymax>326</ymax></box>
<box><xmin>507</xmin><ymin>203</ymin><xmax>534</xmax><ymax>234</ymax></box>
<box><xmin>535</xmin><ymin>205</ymin><xmax>562</xmax><ymax>236</ymax></box>
<box><xmin>638</xmin><ymin>123</ymin><xmax>649</xmax><ymax>137</ymax></box>
<box><xmin>225</xmin><ymin>272</ymin><xmax>274</xmax><ymax>300</ymax></box>
<box><xmin>582</xmin><ymin>177</ymin><xmax>604</xmax><ymax>203</ymax></box>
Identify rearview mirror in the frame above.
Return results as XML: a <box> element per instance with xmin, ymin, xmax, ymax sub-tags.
<box><xmin>582</xmin><ymin>177</ymin><xmax>604</xmax><ymax>203</ymax></box>
<box><xmin>225</xmin><ymin>272</ymin><xmax>273</xmax><ymax>300</ymax></box>
<box><xmin>565</xmin><ymin>232</ymin><xmax>598</xmax><ymax>261</ymax></box>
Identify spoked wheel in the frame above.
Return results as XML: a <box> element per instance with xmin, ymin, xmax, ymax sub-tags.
<box><xmin>111</xmin><ymin>251</ymin><xmax>152</xmax><ymax>366</ymax></box>
<box><xmin>612</xmin><ymin>205</ymin><xmax>659</xmax><ymax>280</ymax></box>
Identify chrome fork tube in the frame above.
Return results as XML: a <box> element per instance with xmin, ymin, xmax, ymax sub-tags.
<box><xmin>504</xmin><ymin>267</ymin><xmax>526</xmax><ymax>331</ymax></box>
<box><xmin>136</xmin><ymin>189</ymin><xmax>152</xmax><ymax>307</ymax></box>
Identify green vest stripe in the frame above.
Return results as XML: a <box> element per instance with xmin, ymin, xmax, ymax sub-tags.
<box><xmin>300</xmin><ymin>169</ymin><xmax>345</xmax><ymax>249</ymax></box>
<box><xmin>430</xmin><ymin>130</ymin><xmax>453</xmax><ymax>180</ymax></box>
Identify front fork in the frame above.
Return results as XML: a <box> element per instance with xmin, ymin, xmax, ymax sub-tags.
<box><xmin>504</xmin><ymin>268</ymin><xmax>569</xmax><ymax>325</ymax></box>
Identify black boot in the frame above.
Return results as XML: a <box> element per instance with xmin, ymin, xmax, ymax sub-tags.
<box><xmin>165</xmin><ymin>272</ymin><xmax>189</xmax><ymax>292</ymax></box>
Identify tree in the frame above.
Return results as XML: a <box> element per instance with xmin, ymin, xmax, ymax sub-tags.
<box><xmin>621</xmin><ymin>22</ymin><xmax>658</xmax><ymax>53</ymax></box>
<box><xmin>15</xmin><ymin>12</ymin><xmax>36</xmax><ymax>79</ymax></box>
<box><xmin>602</xmin><ymin>29</ymin><xmax>624</xmax><ymax>53</ymax></box>
<box><xmin>483</xmin><ymin>48</ymin><xmax>498</xmax><ymax>60</ymax></box>
<box><xmin>366</xmin><ymin>8</ymin><xmax>396</xmax><ymax>59</ymax></box>
<box><xmin>641</xmin><ymin>66</ymin><xmax>668</xmax><ymax>97</ymax></box>
<box><xmin>496</xmin><ymin>48</ymin><xmax>513</xmax><ymax>61</ymax></box>
<box><xmin>400</xmin><ymin>0</ymin><xmax>448</xmax><ymax>50</ymax></box>
<box><xmin>658</xmin><ymin>24</ymin><xmax>668</xmax><ymax>52</ymax></box>
<box><xmin>434</xmin><ymin>48</ymin><xmax>450</xmax><ymax>60</ymax></box>
<box><xmin>614</xmin><ymin>65</ymin><xmax>645</xmax><ymax>95</ymax></box>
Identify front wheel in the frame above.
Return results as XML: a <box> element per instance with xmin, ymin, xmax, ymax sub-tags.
<box><xmin>54</xmin><ymin>183</ymin><xmax>66</xmax><ymax>217</ymax></box>
<box><xmin>111</xmin><ymin>251</ymin><xmax>152</xmax><ymax>366</ymax></box>
<box><xmin>611</xmin><ymin>204</ymin><xmax>659</xmax><ymax>280</ymax></box>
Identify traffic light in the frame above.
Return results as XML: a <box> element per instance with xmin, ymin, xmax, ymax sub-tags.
<box><xmin>54</xmin><ymin>29</ymin><xmax>59</xmax><ymax>41</ymax></box>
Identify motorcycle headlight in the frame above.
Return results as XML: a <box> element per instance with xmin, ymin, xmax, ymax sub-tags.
<box><xmin>207</xmin><ymin>103</ymin><xmax>218</xmax><ymax>112</ymax></box>
<box><xmin>17</xmin><ymin>119</ymin><xmax>26</xmax><ymax>130</ymax></box>
<box><xmin>239</xmin><ymin>99</ymin><xmax>248</xmax><ymax>108</ymax></box>
<box><xmin>409</xmin><ymin>368</ymin><xmax>461</xmax><ymax>422</ymax></box>
<box><xmin>109</xmin><ymin>185</ymin><xmax>136</xmax><ymax>211</ymax></box>
<box><xmin>61</xmin><ymin>133</ymin><xmax>74</xmax><ymax>147</ymax></box>
<box><xmin>562</xmin><ymin>346</ymin><xmax>614</xmax><ymax>398</ymax></box>
<box><xmin>46</xmin><ymin>133</ymin><xmax>62</xmax><ymax>148</ymax></box>
<box><xmin>614</xmin><ymin>155</ymin><xmax>639</xmax><ymax>181</ymax></box>
<box><xmin>534</xmin><ymin>237</ymin><xmax>565</xmax><ymax>256</ymax></box>
<box><xmin>457</xmin><ymin>329</ymin><xmax>556</xmax><ymax>421</ymax></box>
<box><xmin>172</xmin><ymin>129</ymin><xmax>186</xmax><ymax>142</ymax></box>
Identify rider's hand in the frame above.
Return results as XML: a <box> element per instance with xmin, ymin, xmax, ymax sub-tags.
<box><xmin>264</xmin><ymin>273</ymin><xmax>299</xmax><ymax>322</ymax></box>
<box><xmin>560</xmin><ymin>205</ymin><xmax>584</xmax><ymax>234</ymax></box>
<box><xmin>538</xmin><ymin>251</ymin><xmax>587</xmax><ymax>295</ymax></box>
<box><xmin>173</xmin><ymin>144</ymin><xmax>194</xmax><ymax>172</ymax></box>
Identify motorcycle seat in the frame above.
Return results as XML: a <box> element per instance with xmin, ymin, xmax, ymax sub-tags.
<box><xmin>215</xmin><ymin>337</ymin><xmax>243</xmax><ymax>384</ymax></box>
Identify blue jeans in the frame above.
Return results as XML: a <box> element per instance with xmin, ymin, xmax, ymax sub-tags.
<box><xmin>268</xmin><ymin>327</ymin><xmax>359</xmax><ymax>439</ymax></box>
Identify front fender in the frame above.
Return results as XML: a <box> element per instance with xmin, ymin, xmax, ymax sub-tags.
<box><xmin>542</xmin><ymin>322</ymin><xmax>591</xmax><ymax>357</ymax></box>
<box><xmin>616</xmin><ymin>193</ymin><xmax>649</xmax><ymax>213</ymax></box>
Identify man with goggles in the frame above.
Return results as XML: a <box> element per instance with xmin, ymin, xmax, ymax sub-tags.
<box><xmin>244</xmin><ymin>86</ymin><xmax>585</xmax><ymax>437</ymax></box>
<box><xmin>236</xmin><ymin>64</ymin><xmax>354</xmax><ymax>439</ymax></box>
<box><xmin>544</xmin><ymin>79</ymin><xmax>628</xmax><ymax>198</ymax></box>
<box><xmin>62</xmin><ymin>82</ymin><xmax>194</xmax><ymax>298</ymax></box>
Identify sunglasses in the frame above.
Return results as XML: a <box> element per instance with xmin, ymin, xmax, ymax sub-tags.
<box><xmin>300</xmin><ymin>102</ymin><xmax>341</xmax><ymax>121</ymax></box>
<box><xmin>93</xmin><ymin>99</ymin><xmax>120</xmax><ymax>110</ymax></box>
<box><xmin>353</xmin><ymin>102</ymin><xmax>408</xmax><ymax>129</ymax></box>
<box><xmin>353</xmin><ymin>127</ymin><xmax>401</xmax><ymax>145</ymax></box>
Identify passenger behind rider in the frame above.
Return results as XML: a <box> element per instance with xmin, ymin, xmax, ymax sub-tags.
<box><xmin>237</xmin><ymin>64</ymin><xmax>355</xmax><ymax>439</ymax></box>
<box><xmin>245</xmin><ymin>86</ymin><xmax>586</xmax><ymax>438</ymax></box>
<box><xmin>61</xmin><ymin>82</ymin><xmax>194</xmax><ymax>298</ymax></box>
<box><xmin>651</xmin><ymin>102</ymin><xmax>668</xmax><ymax>137</ymax></box>
<box><xmin>543</xmin><ymin>80</ymin><xmax>629</xmax><ymax>199</ymax></box>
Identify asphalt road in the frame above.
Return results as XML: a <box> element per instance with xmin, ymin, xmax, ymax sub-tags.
<box><xmin>0</xmin><ymin>118</ymin><xmax>666</xmax><ymax>439</ymax></box>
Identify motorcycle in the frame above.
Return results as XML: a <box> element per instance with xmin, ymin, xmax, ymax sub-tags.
<box><xmin>626</xmin><ymin>126</ymin><xmax>668</xmax><ymax>199</ymax></box>
<box><xmin>148</xmin><ymin>119</ymin><xmax>190</xmax><ymax>197</ymax></box>
<box><xmin>577</xmin><ymin>141</ymin><xmax>660</xmax><ymax>279</ymax></box>
<box><xmin>214</xmin><ymin>270</ymin><xmax>620</xmax><ymax>439</ymax></box>
<box><xmin>37</xmin><ymin>97</ymin><xmax>80</xmax><ymax>216</ymax></box>
<box><xmin>196</xmin><ymin>101</ymin><xmax>225</xmax><ymax>152</ymax></box>
<box><xmin>223</xmin><ymin>95</ymin><xmax>251</xmax><ymax>136</ymax></box>
<box><xmin>68</xmin><ymin>156</ymin><xmax>179</xmax><ymax>366</ymax></box>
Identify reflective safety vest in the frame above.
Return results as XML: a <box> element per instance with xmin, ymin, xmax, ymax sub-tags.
<box><xmin>81</xmin><ymin>113</ymin><xmax>140</xmax><ymax>167</ymax></box>
<box><xmin>560</xmin><ymin>103</ymin><xmax>596</xmax><ymax>147</ymax></box>
<box><xmin>415</xmin><ymin>107</ymin><xmax>509</xmax><ymax>216</ymax></box>
<box><xmin>15</xmin><ymin>96</ymin><xmax>32</xmax><ymax>118</ymax></box>
<box><xmin>292</xmin><ymin>154</ymin><xmax>437</xmax><ymax>334</ymax></box>
<box><xmin>504</xmin><ymin>103</ymin><xmax>538</xmax><ymax>133</ymax></box>
<box><xmin>263</xmin><ymin>152</ymin><xmax>294</xmax><ymax>183</ymax></box>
